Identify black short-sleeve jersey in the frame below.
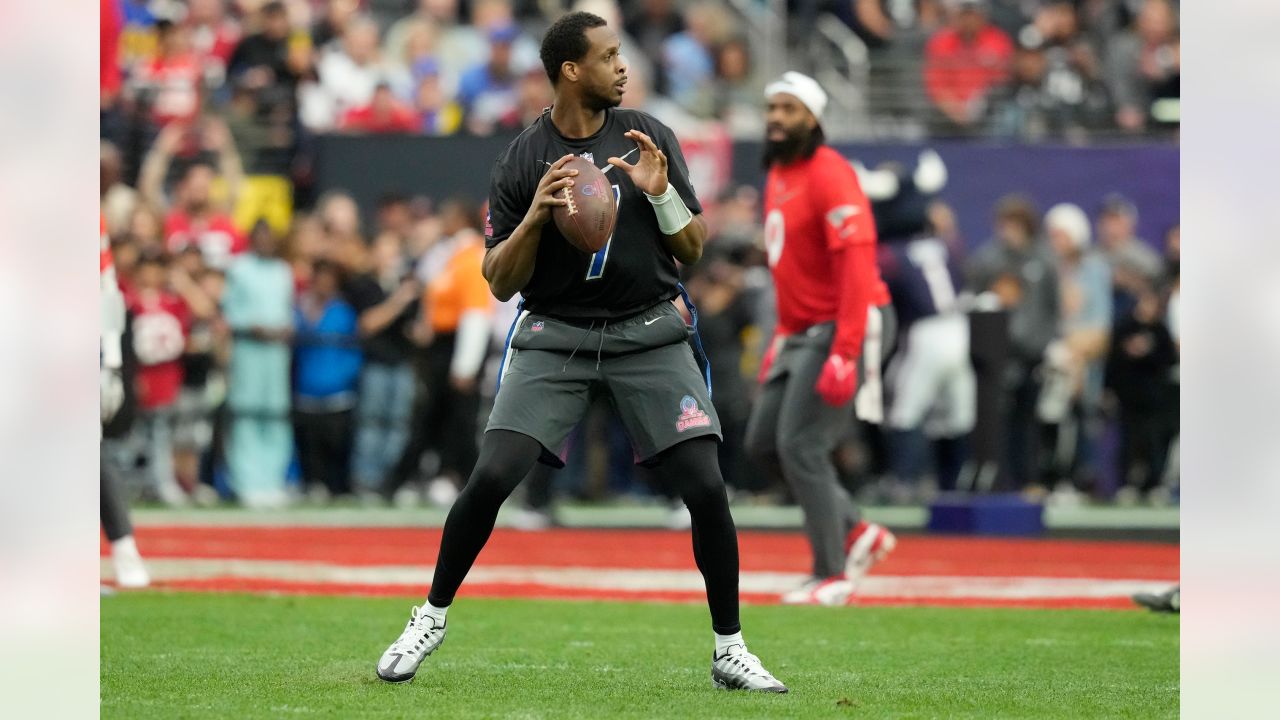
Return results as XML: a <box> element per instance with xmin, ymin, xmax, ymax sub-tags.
<box><xmin>485</xmin><ymin>107</ymin><xmax>703</xmax><ymax>320</ymax></box>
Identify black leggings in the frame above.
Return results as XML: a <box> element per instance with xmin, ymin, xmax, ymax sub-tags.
<box><xmin>427</xmin><ymin>430</ymin><xmax>741</xmax><ymax>635</ymax></box>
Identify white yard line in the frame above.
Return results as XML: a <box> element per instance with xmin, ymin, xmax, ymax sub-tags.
<box><xmin>103</xmin><ymin>558</ymin><xmax>1174</xmax><ymax>600</ymax></box>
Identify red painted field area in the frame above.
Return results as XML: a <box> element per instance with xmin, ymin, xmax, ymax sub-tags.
<box><xmin>102</xmin><ymin>526</ymin><xmax>1179</xmax><ymax>610</ymax></box>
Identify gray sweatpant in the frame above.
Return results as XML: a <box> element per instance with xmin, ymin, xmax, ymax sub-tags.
<box><xmin>745</xmin><ymin>306</ymin><xmax>896</xmax><ymax>579</ymax></box>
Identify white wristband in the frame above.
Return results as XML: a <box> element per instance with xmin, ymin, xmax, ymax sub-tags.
<box><xmin>644</xmin><ymin>184</ymin><xmax>693</xmax><ymax>235</ymax></box>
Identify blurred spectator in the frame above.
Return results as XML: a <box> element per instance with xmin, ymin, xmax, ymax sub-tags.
<box><xmin>340</xmin><ymin>81</ymin><xmax>422</xmax><ymax>132</ymax></box>
<box><xmin>318</xmin><ymin>189</ymin><xmax>364</xmax><ymax>239</ymax></box>
<box><xmin>139</xmin><ymin>121</ymin><xmax>248</xmax><ymax>270</ymax></box>
<box><xmin>222</xmin><ymin>220</ymin><xmax>295</xmax><ymax>508</ymax></box>
<box><xmin>516</xmin><ymin>67</ymin><xmax>554</xmax><ymax>127</ymax></box>
<box><xmin>341</xmin><ymin>231</ymin><xmax>421</xmax><ymax>497</ymax></box>
<box><xmin>223</xmin><ymin>78</ymin><xmax>299</xmax><ymax>236</ymax></box>
<box><xmin>386</xmin><ymin>18</ymin><xmax>442</xmax><ymax>90</ymax></box>
<box><xmin>396</xmin><ymin>0</ymin><xmax>486</xmax><ymax>87</ymax></box>
<box><xmin>711</xmin><ymin>37</ymin><xmax>764</xmax><ymax>137</ymax></box>
<box><xmin>390</xmin><ymin>198</ymin><xmax>492</xmax><ymax>504</ymax></box>
<box><xmin>660</xmin><ymin>1</ymin><xmax>734</xmax><ymax>118</ymax></box>
<box><xmin>965</xmin><ymin>194</ymin><xmax>1059</xmax><ymax>490</ymax></box>
<box><xmin>312</xmin><ymin>0</ymin><xmax>363</xmax><ymax>51</ymax></box>
<box><xmin>384</xmin><ymin>2</ymin><xmax>443</xmax><ymax>73</ymax></box>
<box><xmin>1105</xmin><ymin>284</ymin><xmax>1177</xmax><ymax>502</ymax></box>
<box><xmin>123</xmin><ymin>250</ymin><xmax>217</xmax><ymax>506</ymax></box>
<box><xmin>682</xmin><ymin>248</ymin><xmax>757</xmax><ymax>493</ymax></box>
<box><xmin>172</xmin><ymin>248</ymin><xmax>226</xmax><ymax>502</ymax></box>
<box><xmin>458</xmin><ymin>24</ymin><xmax>528</xmax><ymax>135</ymax></box>
<box><xmin>133</xmin><ymin>19</ymin><xmax>204</xmax><ymax>129</ymax></box>
<box><xmin>1162</xmin><ymin>222</ymin><xmax>1180</xmax><ymax>345</ymax></box>
<box><xmin>617</xmin><ymin>56</ymin><xmax>701</xmax><ymax>136</ymax></box>
<box><xmin>624</xmin><ymin>0</ymin><xmax>683</xmax><ymax>96</ymax></box>
<box><xmin>227</xmin><ymin>0</ymin><xmax>296</xmax><ymax>91</ymax></box>
<box><xmin>123</xmin><ymin>203</ymin><xmax>168</xmax><ymax>257</ymax></box>
<box><xmin>293</xmin><ymin>259</ymin><xmax>363</xmax><ymax>501</ymax></box>
<box><xmin>376</xmin><ymin>193</ymin><xmax>415</xmax><ymax>241</ymax></box>
<box><xmin>412</xmin><ymin>58</ymin><xmax>465</xmax><ymax>135</ymax></box>
<box><xmin>118</xmin><ymin>0</ymin><xmax>162</xmax><ymax>79</ymax></box>
<box><xmin>102</xmin><ymin>0</ymin><xmax>125</xmax><ymax>111</ymax></box>
<box><xmin>1106</xmin><ymin>0</ymin><xmax>1179</xmax><ymax>132</ymax></box>
<box><xmin>310</xmin><ymin>15</ymin><xmax>397</xmax><ymax>130</ymax></box>
<box><xmin>994</xmin><ymin>2</ymin><xmax>1108</xmax><ymax>141</ymax></box>
<box><xmin>1040</xmin><ymin>202</ymin><xmax>1111</xmax><ymax>499</ymax></box>
<box><xmin>923</xmin><ymin>0</ymin><xmax>1014</xmax><ymax>133</ymax></box>
<box><xmin>185</xmin><ymin>0</ymin><xmax>243</xmax><ymax>90</ymax></box>
<box><xmin>1096</xmin><ymin>193</ymin><xmax>1161</xmax><ymax>323</ymax></box>
<box><xmin>102</xmin><ymin>141</ymin><xmax>141</xmax><ymax>240</ymax></box>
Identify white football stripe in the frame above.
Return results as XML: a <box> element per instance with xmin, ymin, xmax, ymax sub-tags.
<box><xmin>103</xmin><ymin>559</ymin><xmax>1175</xmax><ymax>600</ymax></box>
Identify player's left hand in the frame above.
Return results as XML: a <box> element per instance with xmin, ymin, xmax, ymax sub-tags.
<box><xmin>608</xmin><ymin>130</ymin><xmax>668</xmax><ymax>196</ymax></box>
<box><xmin>815</xmin><ymin>353</ymin><xmax>858</xmax><ymax>407</ymax></box>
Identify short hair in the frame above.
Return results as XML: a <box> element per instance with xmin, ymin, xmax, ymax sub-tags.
<box><xmin>540</xmin><ymin>11</ymin><xmax>607</xmax><ymax>86</ymax></box>
<box><xmin>994</xmin><ymin>194</ymin><xmax>1039</xmax><ymax>236</ymax></box>
<box><xmin>311</xmin><ymin>259</ymin><xmax>345</xmax><ymax>285</ymax></box>
<box><xmin>136</xmin><ymin>248</ymin><xmax>168</xmax><ymax>268</ymax></box>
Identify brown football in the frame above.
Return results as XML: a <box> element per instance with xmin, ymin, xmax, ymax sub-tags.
<box><xmin>551</xmin><ymin>156</ymin><xmax>616</xmax><ymax>254</ymax></box>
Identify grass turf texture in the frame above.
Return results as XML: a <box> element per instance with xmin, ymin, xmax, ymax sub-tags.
<box><xmin>102</xmin><ymin>593</ymin><xmax>1177</xmax><ymax>719</ymax></box>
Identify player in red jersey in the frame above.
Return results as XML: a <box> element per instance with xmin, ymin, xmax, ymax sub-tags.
<box><xmin>745</xmin><ymin>72</ymin><xmax>897</xmax><ymax>606</ymax></box>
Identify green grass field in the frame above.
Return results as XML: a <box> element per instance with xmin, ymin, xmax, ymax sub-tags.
<box><xmin>102</xmin><ymin>593</ymin><xmax>1178</xmax><ymax>719</ymax></box>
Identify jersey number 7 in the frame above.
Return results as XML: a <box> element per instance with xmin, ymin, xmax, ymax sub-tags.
<box><xmin>585</xmin><ymin>185</ymin><xmax>622</xmax><ymax>280</ymax></box>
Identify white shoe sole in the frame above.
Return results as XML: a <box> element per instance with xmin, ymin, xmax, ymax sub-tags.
<box><xmin>712</xmin><ymin>675</ymin><xmax>788</xmax><ymax>693</ymax></box>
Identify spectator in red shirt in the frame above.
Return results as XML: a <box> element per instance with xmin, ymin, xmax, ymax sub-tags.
<box><xmin>135</xmin><ymin>19</ymin><xmax>204</xmax><ymax>128</ymax></box>
<box><xmin>186</xmin><ymin>0</ymin><xmax>242</xmax><ymax>89</ymax></box>
<box><xmin>139</xmin><ymin>120</ymin><xmax>249</xmax><ymax>270</ymax></box>
<box><xmin>123</xmin><ymin>250</ymin><xmax>215</xmax><ymax>506</ymax></box>
<box><xmin>101</xmin><ymin>0</ymin><xmax>124</xmax><ymax>109</ymax></box>
<box><xmin>339</xmin><ymin>82</ymin><xmax>422</xmax><ymax>133</ymax></box>
<box><xmin>923</xmin><ymin>0</ymin><xmax>1014</xmax><ymax>132</ymax></box>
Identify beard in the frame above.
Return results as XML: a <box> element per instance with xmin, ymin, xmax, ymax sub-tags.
<box><xmin>763</xmin><ymin>123</ymin><xmax>823</xmax><ymax>168</ymax></box>
<box><xmin>583</xmin><ymin>85</ymin><xmax>622</xmax><ymax>113</ymax></box>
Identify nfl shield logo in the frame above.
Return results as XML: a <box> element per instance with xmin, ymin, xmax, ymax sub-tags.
<box><xmin>532</xmin><ymin>321</ymin><xmax>545</xmax><ymax>332</ymax></box>
<box><xmin>676</xmin><ymin>395</ymin><xmax>711</xmax><ymax>432</ymax></box>
<box><xmin>579</xmin><ymin>152</ymin><xmax>594</xmax><ymax>163</ymax></box>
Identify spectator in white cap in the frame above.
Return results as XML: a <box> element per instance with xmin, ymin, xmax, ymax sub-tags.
<box><xmin>1042</xmin><ymin>202</ymin><xmax>1112</xmax><ymax>500</ymax></box>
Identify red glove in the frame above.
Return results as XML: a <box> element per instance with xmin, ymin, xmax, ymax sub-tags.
<box><xmin>815</xmin><ymin>353</ymin><xmax>858</xmax><ymax>406</ymax></box>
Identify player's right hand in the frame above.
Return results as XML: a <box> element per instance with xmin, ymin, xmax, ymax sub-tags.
<box><xmin>526</xmin><ymin>154</ymin><xmax>578</xmax><ymax>227</ymax></box>
<box><xmin>101</xmin><ymin>367</ymin><xmax>124</xmax><ymax>423</ymax></box>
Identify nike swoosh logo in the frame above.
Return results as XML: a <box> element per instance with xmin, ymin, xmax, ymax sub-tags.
<box><xmin>601</xmin><ymin>148</ymin><xmax>638</xmax><ymax>174</ymax></box>
<box><xmin>775</xmin><ymin>189</ymin><xmax>801</xmax><ymax>205</ymax></box>
<box><xmin>644</xmin><ymin>317</ymin><xmax>662</xmax><ymax>325</ymax></box>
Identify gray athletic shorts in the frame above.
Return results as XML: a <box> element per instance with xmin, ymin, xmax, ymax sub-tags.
<box><xmin>487</xmin><ymin>300</ymin><xmax>721</xmax><ymax>467</ymax></box>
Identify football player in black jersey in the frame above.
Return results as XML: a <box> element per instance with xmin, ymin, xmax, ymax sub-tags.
<box><xmin>375</xmin><ymin>12</ymin><xmax>787</xmax><ymax>693</ymax></box>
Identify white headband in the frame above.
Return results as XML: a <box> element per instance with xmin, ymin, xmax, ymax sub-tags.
<box><xmin>765</xmin><ymin>71</ymin><xmax>828</xmax><ymax>122</ymax></box>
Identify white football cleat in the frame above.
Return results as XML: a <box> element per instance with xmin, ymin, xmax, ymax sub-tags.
<box><xmin>711</xmin><ymin>645</ymin><xmax>788</xmax><ymax>693</ymax></box>
<box><xmin>844</xmin><ymin>521</ymin><xmax>896</xmax><ymax>585</ymax></box>
<box><xmin>376</xmin><ymin>606</ymin><xmax>447</xmax><ymax>683</ymax></box>
<box><xmin>111</xmin><ymin>536</ymin><xmax>150</xmax><ymax>589</ymax></box>
<box><xmin>780</xmin><ymin>576</ymin><xmax>855</xmax><ymax>606</ymax></box>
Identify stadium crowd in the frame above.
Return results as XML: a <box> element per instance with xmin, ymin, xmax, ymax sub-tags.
<box><xmin>99</xmin><ymin>0</ymin><xmax>1179</xmax><ymax>514</ymax></box>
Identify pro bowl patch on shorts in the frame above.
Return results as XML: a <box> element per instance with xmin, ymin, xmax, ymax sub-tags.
<box><xmin>676</xmin><ymin>395</ymin><xmax>711</xmax><ymax>432</ymax></box>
